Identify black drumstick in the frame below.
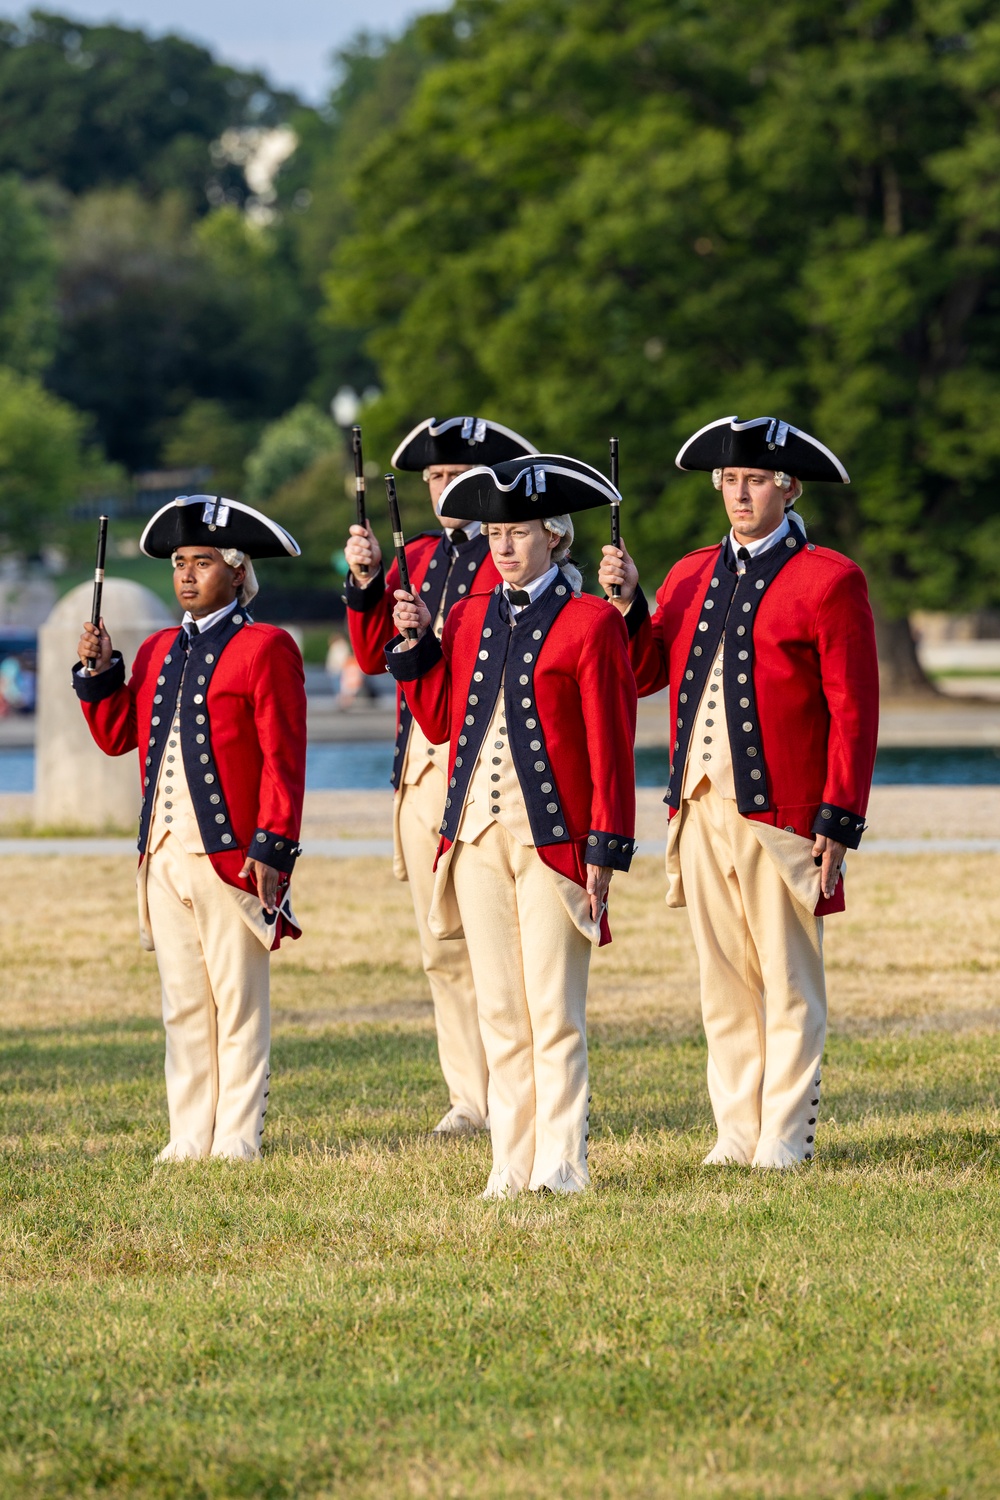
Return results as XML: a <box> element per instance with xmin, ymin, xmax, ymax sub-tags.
<box><xmin>351</xmin><ymin>425</ymin><xmax>371</xmax><ymax>578</ymax></box>
<box><xmin>384</xmin><ymin>474</ymin><xmax>418</xmax><ymax>640</ymax></box>
<box><xmin>87</xmin><ymin>514</ymin><xmax>109</xmax><ymax>674</ymax></box>
<box><xmin>609</xmin><ymin>437</ymin><xmax>621</xmax><ymax>599</ymax></box>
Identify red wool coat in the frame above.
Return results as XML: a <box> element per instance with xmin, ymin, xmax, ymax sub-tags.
<box><xmin>75</xmin><ymin>616</ymin><xmax>306</xmax><ymax>946</ymax></box>
<box><xmin>388</xmin><ymin>582</ymin><xmax>638</xmax><ymax>944</ymax></box>
<box><xmin>628</xmin><ymin>538</ymin><xmax>879</xmax><ymax>915</ymax></box>
<box><xmin>346</xmin><ymin>532</ymin><xmax>501</xmax><ymax>783</ymax></box>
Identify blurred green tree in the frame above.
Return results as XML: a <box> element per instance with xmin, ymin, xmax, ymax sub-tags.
<box><xmin>48</xmin><ymin>190</ymin><xmax>313</xmax><ymax>470</ymax></box>
<box><xmin>0</xmin><ymin>174</ymin><xmax>57</xmax><ymax>375</ymax></box>
<box><xmin>243</xmin><ymin>402</ymin><xmax>341</xmax><ymax>504</ymax></box>
<box><xmin>0</xmin><ymin>365</ymin><xmax>87</xmax><ymax>552</ymax></box>
<box><xmin>0</xmin><ymin>11</ymin><xmax>300</xmax><ymax>208</ymax></box>
<box><xmin>161</xmin><ymin>399</ymin><xmax>259</xmax><ymax>499</ymax></box>
<box><xmin>324</xmin><ymin>0</ymin><xmax>1000</xmax><ymax>689</ymax></box>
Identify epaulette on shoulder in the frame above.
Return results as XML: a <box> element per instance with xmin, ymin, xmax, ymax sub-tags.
<box><xmin>798</xmin><ymin>541</ymin><xmax>863</xmax><ymax>573</ymax></box>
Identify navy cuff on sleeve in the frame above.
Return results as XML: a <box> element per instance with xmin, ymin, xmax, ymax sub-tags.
<box><xmin>384</xmin><ymin>631</ymin><xmax>443</xmax><ymax>683</ymax></box>
<box><xmin>248</xmin><ymin>828</ymin><xmax>301</xmax><ymax>873</ymax></box>
<box><xmin>585</xmin><ymin>829</ymin><xmax>635</xmax><ymax>872</ymax></box>
<box><xmin>72</xmin><ymin>654</ymin><xmax>125</xmax><ymax>702</ymax></box>
<box><xmin>812</xmin><ymin>802</ymin><xmax>867</xmax><ymax>850</ymax></box>
<box><xmin>623</xmin><ymin>587</ymin><xmax>649</xmax><ymax>641</ymax></box>
<box><xmin>343</xmin><ymin>564</ymin><xmax>386</xmax><ymax>613</ymax></box>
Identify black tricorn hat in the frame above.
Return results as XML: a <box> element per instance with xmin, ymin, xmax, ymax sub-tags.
<box><xmin>390</xmin><ymin>415</ymin><xmax>537</xmax><ymax>470</ymax></box>
<box><xmin>139</xmin><ymin>495</ymin><xmax>301</xmax><ymax>560</ymax></box>
<box><xmin>437</xmin><ymin>454</ymin><xmax>621</xmax><ymax>524</ymax></box>
<box><xmin>676</xmin><ymin>416</ymin><xmax>850</xmax><ymax>483</ymax></box>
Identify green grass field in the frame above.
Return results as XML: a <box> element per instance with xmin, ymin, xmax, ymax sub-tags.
<box><xmin>2</xmin><ymin>853</ymin><xmax>999</xmax><ymax>1498</ymax></box>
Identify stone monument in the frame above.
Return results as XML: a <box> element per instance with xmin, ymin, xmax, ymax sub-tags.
<box><xmin>35</xmin><ymin>578</ymin><xmax>175</xmax><ymax>831</ymax></box>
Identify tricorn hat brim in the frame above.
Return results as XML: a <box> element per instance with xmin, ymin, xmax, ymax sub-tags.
<box><xmin>676</xmin><ymin>416</ymin><xmax>850</xmax><ymax>483</ymax></box>
<box><xmin>139</xmin><ymin>495</ymin><xmax>301</xmax><ymax>559</ymax></box>
<box><xmin>438</xmin><ymin>454</ymin><xmax>621</xmax><ymax>524</ymax></box>
<box><xmin>390</xmin><ymin>416</ymin><xmax>537</xmax><ymax>470</ymax></box>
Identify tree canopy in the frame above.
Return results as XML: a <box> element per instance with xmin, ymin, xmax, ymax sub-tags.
<box><xmin>0</xmin><ymin>11</ymin><xmax>300</xmax><ymax>206</ymax></box>
<box><xmin>322</xmin><ymin>0</ymin><xmax>1000</xmax><ymax>644</ymax></box>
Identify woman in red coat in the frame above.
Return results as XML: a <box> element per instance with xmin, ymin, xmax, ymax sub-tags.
<box><xmin>389</xmin><ymin>456</ymin><xmax>637</xmax><ymax>1198</ymax></box>
<box><xmin>599</xmin><ymin>417</ymin><xmax>879</xmax><ymax>1170</ymax></box>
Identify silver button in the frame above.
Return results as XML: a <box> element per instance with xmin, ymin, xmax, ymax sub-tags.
<box><xmin>193</xmin><ymin>694</ymin><xmax>204</xmax><ymax>704</ymax></box>
<box><xmin>429</xmin><ymin>558</ymin><xmax>438</xmax><ymax>569</ymax></box>
<box><xmin>555</xmin><ymin>586</ymin><xmax>566</xmax><ymax>596</ymax></box>
<box><xmin>702</xmin><ymin>753</ymin><xmax>711</xmax><ymax>761</ymax></box>
<box><xmin>164</xmin><ymin>654</ymin><xmax>172</xmax><ymax>664</ymax></box>
<box><xmin>754</xmin><ymin>795</ymin><xmax>766</xmax><ymax>805</ymax></box>
<box><xmin>552</xmin><ymin>824</ymin><xmax>564</xmax><ymax>835</ymax></box>
<box><xmin>737</xmin><ymin>674</ymin><xmax>747</xmax><ymax>684</ymax></box>
<box><xmin>523</xmin><ymin>653</ymin><xmax>533</xmax><ymax>663</ymax></box>
<box><xmin>609</xmin><ymin>839</ymin><xmax>618</xmax><ymax>850</ymax></box>
<box><xmin>697</xmin><ymin>621</ymin><xmax>709</xmax><ymax>632</ymax></box>
<box><xmin>693</xmin><ymin>646</ymin><xmax>702</xmax><ymax>656</ymax></box>
<box><xmin>469</xmin><ymin>694</ymin><xmax>479</xmax><ymax>706</ymax></box>
<box><xmin>196</xmin><ymin>714</ymin><xmax>206</xmax><ymax>724</ymax></box>
<box><xmin>737</xmin><ymin>626</ymin><xmax>746</xmax><ymax>636</ymax></box>
<box><xmin>685</xmin><ymin>670</ymin><xmax>694</xmax><ymax>680</ymax></box>
<box><xmin>784</xmin><ymin>825</ymin><xmax>795</xmax><ymax>833</ymax></box>
<box><xmin>215</xmin><ymin>813</ymin><xmax>226</xmax><ymax>824</ymax></box>
<box><xmin>785</xmin><ymin>537</ymin><xmax>796</xmax><ymax>548</ymax></box>
<box><xmin>755</xmin><ymin>579</ymin><xmax>765</xmax><ymax>590</ymax></box>
<box><xmin>519</xmin><ymin>675</ymin><xmax>529</xmax><ymax>685</ymax></box>
<box><xmin>168</xmin><ymin>739</ymin><xmax>177</xmax><ymax>748</ymax></box>
<box><xmin>210</xmin><ymin>794</ymin><xmax>220</xmax><ymax>804</ymax></box>
<box><xmin>153</xmin><ymin>694</ymin><xmax>162</xmax><ymax>704</ymax></box>
<box><xmin>521</xmin><ymin>698</ymin><xmax>531</xmax><ymax>708</ymax></box>
<box><xmin>742</xmin><ymin>721</ymin><xmax>753</xmax><ymax>732</ymax></box>
<box><xmin>157</xmin><ymin>675</ymin><xmax>165</xmax><ymax>685</ymax></box>
<box><xmin>197</xmin><ymin>675</ymin><xmax>206</xmax><ymax>685</ymax></box>
<box><xmin>205</xmin><ymin>654</ymin><xmax>214</xmax><ymax>663</ymax></box>
<box><xmin>821</xmin><ymin>809</ymin><xmax>832</xmax><ymax>820</ymax></box>
<box><xmin>490</xmin><ymin>773</ymin><xmax>500</xmax><ymax>783</ymax></box>
<box><xmin>704</xmin><ymin>600</ymin><xmax>714</xmax><ymax>610</ymax></box>
<box><xmin>205</xmin><ymin>774</ymin><xmax>215</xmax><ymax>784</ymax></box>
<box><xmin>457</xmin><ymin>585</ymin><xmax>467</xmax><ymax>594</ymax></box>
<box><xmin>473</xmin><ymin>671</ymin><xmax>484</xmax><ymax>682</ymax></box>
<box><xmin>588</xmin><ymin>835</ymin><xmax>599</xmax><ymax>846</ymax></box>
<box><xmin>233</xmin><ymin>615</ymin><xmax>243</xmax><ymax>624</ymax></box>
<box><xmin>740</xmin><ymin>697</ymin><xmax>750</xmax><ymax>708</ymax></box>
<box><xmin>166</xmin><ymin>754</ymin><xmax>175</xmax><ymax>763</ymax></box>
<box><xmin>421</xmin><ymin>582</ymin><xmax>431</xmax><ymax>593</ymax></box>
<box><xmin>221</xmin><ymin>833</ymin><xmax>233</xmax><ymax>843</ymax></box>
<box><xmin>540</xmin><ymin>782</ymin><xmax>552</xmax><ymax>793</ymax></box>
<box><xmin>164</xmin><ymin>800</ymin><xmax>172</xmax><ymax>809</ymax></box>
<box><xmin>196</xmin><ymin>734</ymin><xmax>206</xmax><ymax>744</ymax></box>
<box><xmin>151</xmin><ymin>716</ymin><xmax>160</xmax><ymax>726</ymax></box>
<box><xmin>747</xmin><ymin>747</ymin><xmax>758</xmax><ymax>757</ymax></box>
<box><xmin>738</xmin><ymin>651</ymin><xmax>749</xmax><ymax>661</ymax></box>
<box><xmin>483</xmin><ymin>628</ymin><xmax>493</xmax><ymax>638</ymax></box>
<box><xmin>478</xmin><ymin>650</ymin><xmax>489</xmax><ymax>660</ymax></box>
<box><xmin>534</xmin><ymin>760</ymin><xmax>546</xmax><ymax>772</ymax></box>
<box><xmin>459</xmin><ymin>735</ymin><xmax>468</xmax><ymax>746</ymax></box>
<box><xmin>532</xmin><ymin>629</ymin><xmax>542</xmax><ymax>640</ymax></box>
<box><xmin>751</xmin><ymin>770</ymin><xmax>762</xmax><ymax>781</ymax></box>
<box><xmin>546</xmin><ymin>802</ymin><xmax>558</xmax><ymax>813</ymax></box>
<box><xmin>710</xmin><ymin>578</ymin><xmax>719</xmax><ymax>588</ymax></box>
<box><xmin>742</xmin><ymin>602</ymin><xmax>752</xmax><ymax>613</ymax></box>
<box><xmin>465</xmin><ymin>714</ymin><xmax>475</xmax><ymax>725</ymax></box>
<box><xmin>525</xmin><ymin>718</ymin><xmax>536</xmax><ymax>729</ymax></box>
<box><xmin>679</xmin><ymin>693</ymin><xmax>687</xmax><ymax>704</ymax></box>
<box><xmin>200</xmin><ymin>753</ymin><xmax>210</xmax><ymax>764</ymax></box>
<box><xmin>467</xmin><ymin>560</ymin><xmax>476</xmax><ymax>572</ymax></box>
<box><xmin>530</xmin><ymin>739</ymin><xmax>541</xmax><ymax>750</ymax></box>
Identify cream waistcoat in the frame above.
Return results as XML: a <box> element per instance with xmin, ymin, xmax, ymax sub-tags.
<box><xmin>682</xmin><ymin>643</ymin><xmax>735</xmax><ymax>801</ymax></box>
<box><xmin>456</xmin><ymin>673</ymin><xmax>533</xmax><ymax>847</ymax></box>
<box><xmin>148</xmin><ymin>669</ymin><xmax>206</xmax><ymax>855</ymax></box>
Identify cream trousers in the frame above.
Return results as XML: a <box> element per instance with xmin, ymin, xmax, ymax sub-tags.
<box><xmin>677</xmin><ymin>781</ymin><xmax>826</xmax><ymax>1167</ymax></box>
<box><xmin>144</xmin><ymin>833</ymin><xmax>271</xmax><ymax>1161</ymax></box>
<box><xmin>397</xmin><ymin>764</ymin><xmax>489</xmax><ymax>1127</ymax></box>
<box><xmin>450</xmin><ymin>821</ymin><xmax>591</xmax><ymax>1197</ymax></box>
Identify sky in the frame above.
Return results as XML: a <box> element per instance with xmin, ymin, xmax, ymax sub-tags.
<box><xmin>5</xmin><ymin>0</ymin><xmax>450</xmax><ymax>101</ymax></box>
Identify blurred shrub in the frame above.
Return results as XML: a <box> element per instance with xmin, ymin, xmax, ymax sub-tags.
<box><xmin>243</xmin><ymin>403</ymin><xmax>340</xmax><ymax>504</ymax></box>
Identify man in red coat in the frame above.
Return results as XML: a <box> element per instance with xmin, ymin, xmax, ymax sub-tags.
<box><xmin>389</xmin><ymin>455</ymin><xmax>636</xmax><ymax>1198</ymax></box>
<box><xmin>75</xmin><ymin>495</ymin><xmax>306</xmax><ymax>1163</ymax></box>
<box><xmin>599</xmin><ymin>417</ymin><xmax>879</xmax><ymax>1169</ymax></box>
<box><xmin>343</xmin><ymin>416</ymin><xmax>535</xmax><ymax>1136</ymax></box>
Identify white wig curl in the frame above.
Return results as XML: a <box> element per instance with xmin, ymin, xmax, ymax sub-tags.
<box><xmin>542</xmin><ymin>514</ymin><xmax>583</xmax><ymax>593</ymax></box>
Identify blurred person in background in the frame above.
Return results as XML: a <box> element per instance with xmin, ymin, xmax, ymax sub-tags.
<box><xmin>341</xmin><ymin>417</ymin><xmax>537</xmax><ymax>1136</ymax></box>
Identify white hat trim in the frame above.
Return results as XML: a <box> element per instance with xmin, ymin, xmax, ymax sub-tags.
<box><xmin>139</xmin><ymin>494</ymin><xmax>301</xmax><ymax>559</ymax></box>
<box><xmin>390</xmin><ymin>416</ymin><xmax>538</xmax><ymax>467</ymax></box>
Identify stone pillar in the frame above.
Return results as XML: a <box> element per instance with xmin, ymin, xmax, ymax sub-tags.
<box><xmin>35</xmin><ymin>579</ymin><xmax>175</xmax><ymax>831</ymax></box>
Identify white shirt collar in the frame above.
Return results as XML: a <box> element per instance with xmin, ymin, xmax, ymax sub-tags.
<box><xmin>730</xmin><ymin>514</ymin><xmax>790</xmax><ymax>572</ymax></box>
<box><xmin>446</xmin><ymin>520</ymin><xmax>482</xmax><ymax>543</ymax></box>
<box><xmin>182</xmin><ymin>598</ymin><xmax>238</xmax><ymax>636</ymax></box>
<box><xmin>505</xmin><ymin>564</ymin><xmax>559</xmax><ymax>615</ymax></box>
